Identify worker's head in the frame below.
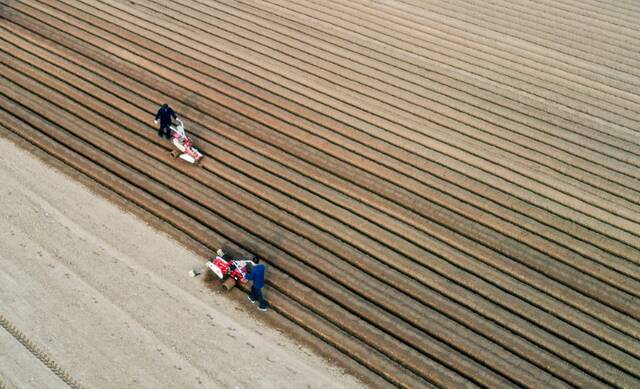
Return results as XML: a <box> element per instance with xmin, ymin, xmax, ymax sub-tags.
<box><xmin>162</xmin><ymin>103</ymin><xmax>168</xmax><ymax>109</ymax></box>
<box><xmin>245</xmin><ymin>262</ymin><xmax>254</xmax><ymax>274</ymax></box>
<box><xmin>252</xmin><ymin>255</ymin><xmax>262</xmax><ymax>264</ymax></box>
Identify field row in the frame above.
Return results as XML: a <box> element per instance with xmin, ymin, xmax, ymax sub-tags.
<box><xmin>1</xmin><ymin>0</ymin><xmax>639</xmax><ymax>387</ymax></box>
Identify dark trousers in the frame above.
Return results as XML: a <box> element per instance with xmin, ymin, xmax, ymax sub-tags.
<box><xmin>158</xmin><ymin>123</ymin><xmax>172</xmax><ymax>139</ymax></box>
<box><xmin>250</xmin><ymin>285</ymin><xmax>267</xmax><ymax>309</ymax></box>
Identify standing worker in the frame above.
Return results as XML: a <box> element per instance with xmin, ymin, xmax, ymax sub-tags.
<box><xmin>154</xmin><ymin>103</ymin><xmax>177</xmax><ymax>140</ymax></box>
<box><xmin>245</xmin><ymin>256</ymin><xmax>268</xmax><ymax>312</ymax></box>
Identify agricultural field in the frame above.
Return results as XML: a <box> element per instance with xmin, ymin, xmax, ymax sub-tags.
<box><xmin>1</xmin><ymin>0</ymin><xmax>639</xmax><ymax>387</ymax></box>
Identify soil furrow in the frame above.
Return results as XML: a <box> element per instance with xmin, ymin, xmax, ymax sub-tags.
<box><xmin>8</xmin><ymin>1</ymin><xmax>640</xmax><ymax>338</ymax></box>
<box><xmin>18</xmin><ymin>0</ymin><xmax>640</xmax><ymax>276</ymax></box>
<box><xmin>1</xmin><ymin>19</ymin><xmax>640</xmax><ymax>388</ymax></box>
<box><xmin>191</xmin><ymin>0</ymin><xmax>640</xmax><ymax>151</ymax></box>
<box><xmin>0</xmin><ymin>89</ymin><xmax>439</xmax><ymax>388</ymax></box>
<box><xmin>0</xmin><ymin>113</ymin><xmax>401</xmax><ymax>389</ymax></box>
<box><xmin>3</xmin><ymin>25</ymin><xmax>636</xmax><ymax>384</ymax></box>
<box><xmin>0</xmin><ymin>45</ymin><xmax>574</xmax><ymax>388</ymax></box>
<box><xmin>434</xmin><ymin>0</ymin><xmax>640</xmax><ymax>53</ymax></box>
<box><xmin>2</xmin><ymin>0</ymin><xmax>639</xmax><ymax>386</ymax></box>
<box><xmin>259</xmin><ymin>0</ymin><xmax>640</xmax><ymax>127</ymax></box>
<box><xmin>383</xmin><ymin>0</ymin><xmax>640</xmax><ymax>78</ymax></box>
<box><xmin>137</xmin><ymin>0</ymin><xmax>640</xmax><ymax>208</ymax></box>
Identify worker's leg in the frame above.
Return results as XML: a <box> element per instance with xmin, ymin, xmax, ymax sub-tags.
<box><xmin>256</xmin><ymin>287</ymin><xmax>267</xmax><ymax>311</ymax></box>
<box><xmin>162</xmin><ymin>124</ymin><xmax>172</xmax><ymax>139</ymax></box>
<box><xmin>248</xmin><ymin>286</ymin><xmax>258</xmax><ymax>303</ymax></box>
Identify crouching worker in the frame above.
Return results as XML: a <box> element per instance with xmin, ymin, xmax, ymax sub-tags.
<box><xmin>245</xmin><ymin>256</ymin><xmax>268</xmax><ymax>312</ymax></box>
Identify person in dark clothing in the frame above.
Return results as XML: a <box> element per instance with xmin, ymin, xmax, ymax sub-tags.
<box><xmin>154</xmin><ymin>103</ymin><xmax>177</xmax><ymax>139</ymax></box>
<box><xmin>245</xmin><ymin>256</ymin><xmax>267</xmax><ymax>311</ymax></box>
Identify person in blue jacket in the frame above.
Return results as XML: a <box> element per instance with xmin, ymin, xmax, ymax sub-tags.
<box><xmin>245</xmin><ymin>256</ymin><xmax>268</xmax><ymax>312</ymax></box>
<box><xmin>154</xmin><ymin>103</ymin><xmax>177</xmax><ymax>140</ymax></box>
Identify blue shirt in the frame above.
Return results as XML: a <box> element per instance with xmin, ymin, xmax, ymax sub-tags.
<box><xmin>245</xmin><ymin>264</ymin><xmax>266</xmax><ymax>289</ymax></box>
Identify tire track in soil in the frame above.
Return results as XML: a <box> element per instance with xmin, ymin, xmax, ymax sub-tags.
<box><xmin>0</xmin><ymin>314</ymin><xmax>84</xmax><ymax>389</ymax></box>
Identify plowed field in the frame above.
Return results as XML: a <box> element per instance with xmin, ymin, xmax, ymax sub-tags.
<box><xmin>1</xmin><ymin>0</ymin><xmax>639</xmax><ymax>387</ymax></box>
